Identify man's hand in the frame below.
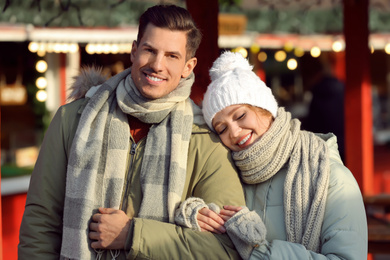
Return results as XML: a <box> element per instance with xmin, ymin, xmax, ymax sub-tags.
<box><xmin>197</xmin><ymin>208</ymin><xmax>226</xmax><ymax>234</ymax></box>
<box><xmin>89</xmin><ymin>207</ymin><xmax>132</xmax><ymax>250</ymax></box>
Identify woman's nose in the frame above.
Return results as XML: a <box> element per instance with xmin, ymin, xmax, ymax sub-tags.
<box><xmin>230</xmin><ymin>124</ymin><xmax>241</xmax><ymax>138</ymax></box>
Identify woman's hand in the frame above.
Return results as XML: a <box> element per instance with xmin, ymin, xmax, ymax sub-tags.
<box><xmin>197</xmin><ymin>208</ymin><xmax>226</xmax><ymax>234</ymax></box>
<box><xmin>219</xmin><ymin>205</ymin><xmax>243</xmax><ymax>222</ymax></box>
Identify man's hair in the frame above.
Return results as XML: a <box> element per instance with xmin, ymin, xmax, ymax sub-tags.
<box><xmin>136</xmin><ymin>5</ymin><xmax>202</xmax><ymax>60</ymax></box>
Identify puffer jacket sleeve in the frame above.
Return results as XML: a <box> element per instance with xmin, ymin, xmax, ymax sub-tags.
<box><xmin>249</xmin><ymin>138</ymin><xmax>368</xmax><ymax>260</ymax></box>
<box><xmin>126</xmin><ymin>133</ymin><xmax>246</xmax><ymax>260</ymax></box>
<box><xmin>18</xmin><ymin>100</ymin><xmax>81</xmax><ymax>259</ymax></box>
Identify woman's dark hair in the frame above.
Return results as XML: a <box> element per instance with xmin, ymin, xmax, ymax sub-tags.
<box><xmin>136</xmin><ymin>5</ymin><xmax>202</xmax><ymax>60</ymax></box>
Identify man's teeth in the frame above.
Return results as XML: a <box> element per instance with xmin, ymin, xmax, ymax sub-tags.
<box><xmin>147</xmin><ymin>75</ymin><xmax>163</xmax><ymax>82</ymax></box>
<box><xmin>238</xmin><ymin>134</ymin><xmax>250</xmax><ymax>145</ymax></box>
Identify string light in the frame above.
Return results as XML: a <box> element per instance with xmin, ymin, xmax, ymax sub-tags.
<box><xmin>46</xmin><ymin>43</ymin><xmax>55</xmax><ymax>53</ymax></box>
<box><xmin>86</xmin><ymin>44</ymin><xmax>96</xmax><ymax>54</ymax></box>
<box><xmin>332</xmin><ymin>40</ymin><xmax>344</xmax><ymax>52</ymax></box>
<box><xmin>28</xmin><ymin>42</ymin><xmax>39</xmax><ymax>53</ymax></box>
<box><xmin>232</xmin><ymin>47</ymin><xmax>248</xmax><ymax>58</ymax></box>
<box><xmin>284</xmin><ymin>42</ymin><xmax>294</xmax><ymax>52</ymax></box>
<box><xmin>69</xmin><ymin>43</ymin><xmax>79</xmax><ymax>53</ymax></box>
<box><xmin>250</xmin><ymin>44</ymin><xmax>260</xmax><ymax>54</ymax></box>
<box><xmin>287</xmin><ymin>58</ymin><xmax>298</xmax><ymax>70</ymax></box>
<box><xmin>28</xmin><ymin>41</ymin><xmax>80</xmax><ymax>54</ymax></box>
<box><xmin>103</xmin><ymin>44</ymin><xmax>111</xmax><ymax>54</ymax></box>
<box><xmin>385</xmin><ymin>43</ymin><xmax>390</xmax><ymax>54</ymax></box>
<box><xmin>36</xmin><ymin>77</ymin><xmax>47</xmax><ymax>89</ymax></box>
<box><xmin>36</xmin><ymin>90</ymin><xmax>48</xmax><ymax>102</ymax></box>
<box><xmin>294</xmin><ymin>47</ymin><xmax>305</xmax><ymax>57</ymax></box>
<box><xmin>310</xmin><ymin>46</ymin><xmax>321</xmax><ymax>58</ymax></box>
<box><xmin>111</xmin><ymin>44</ymin><xmax>120</xmax><ymax>54</ymax></box>
<box><xmin>85</xmin><ymin>43</ymin><xmax>132</xmax><ymax>55</ymax></box>
<box><xmin>274</xmin><ymin>50</ymin><xmax>286</xmax><ymax>62</ymax></box>
<box><xmin>37</xmin><ymin>49</ymin><xmax>46</xmax><ymax>57</ymax></box>
<box><xmin>36</xmin><ymin>60</ymin><xmax>48</xmax><ymax>73</ymax></box>
<box><xmin>258</xmin><ymin>52</ymin><xmax>267</xmax><ymax>62</ymax></box>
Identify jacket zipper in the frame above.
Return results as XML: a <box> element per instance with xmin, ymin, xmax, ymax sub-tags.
<box><xmin>120</xmin><ymin>141</ymin><xmax>137</xmax><ymax>210</ymax></box>
<box><xmin>130</xmin><ymin>142</ymin><xmax>137</xmax><ymax>155</ymax></box>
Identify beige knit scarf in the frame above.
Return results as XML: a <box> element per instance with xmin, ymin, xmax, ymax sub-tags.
<box><xmin>232</xmin><ymin>107</ymin><xmax>330</xmax><ymax>252</ymax></box>
<box><xmin>61</xmin><ymin>68</ymin><xmax>202</xmax><ymax>259</ymax></box>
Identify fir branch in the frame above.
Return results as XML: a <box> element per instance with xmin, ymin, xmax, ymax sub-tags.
<box><xmin>2</xmin><ymin>0</ymin><xmax>10</xmax><ymax>12</ymax></box>
<box><xmin>110</xmin><ymin>0</ymin><xmax>126</xmax><ymax>8</ymax></box>
<box><xmin>45</xmin><ymin>0</ymin><xmax>84</xmax><ymax>26</ymax></box>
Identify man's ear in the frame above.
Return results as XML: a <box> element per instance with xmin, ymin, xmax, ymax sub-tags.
<box><xmin>130</xmin><ymin>41</ymin><xmax>137</xmax><ymax>63</ymax></box>
<box><xmin>181</xmin><ymin>57</ymin><xmax>197</xmax><ymax>78</ymax></box>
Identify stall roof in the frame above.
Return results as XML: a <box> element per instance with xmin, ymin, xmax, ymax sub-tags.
<box><xmin>1</xmin><ymin>24</ymin><xmax>389</xmax><ymax>52</ymax></box>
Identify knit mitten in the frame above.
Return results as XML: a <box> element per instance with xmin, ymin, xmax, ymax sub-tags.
<box><xmin>174</xmin><ymin>197</ymin><xmax>220</xmax><ymax>231</ymax></box>
<box><xmin>225</xmin><ymin>206</ymin><xmax>267</xmax><ymax>260</ymax></box>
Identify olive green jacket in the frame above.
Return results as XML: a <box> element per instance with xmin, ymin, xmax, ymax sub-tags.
<box><xmin>18</xmin><ymin>98</ymin><xmax>246</xmax><ymax>260</ymax></box>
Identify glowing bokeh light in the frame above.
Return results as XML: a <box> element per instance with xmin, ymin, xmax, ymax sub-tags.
<box><xmin>287</xmin><ymin>58</ymin><xmax>298</xmax><ymax>70</ymax></box>
<box><xmin>36</xmin><ymin>60</ymin><xmax>48</xmax><ymax>73</ymax></box>
<box><xmin>36</xmin><ymin>90</ymin><xmax>48</xmax><ymax>102</ymax></box>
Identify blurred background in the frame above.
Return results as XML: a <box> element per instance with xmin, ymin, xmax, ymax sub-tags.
<box><xmin>1</xmin><ymin>0</ymin><xmax>390</xmax><ymax>259</ymax></box>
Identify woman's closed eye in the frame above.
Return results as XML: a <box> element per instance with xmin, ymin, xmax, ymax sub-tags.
<box><xmin>236</xmin><ymin>113</ymin><xmax>245</xmax><ymax>120</ymax></box>
<box><xmin>216</xmin><ymin>126</ymin><xmax>227</xmax><ymax>135</ymax></box>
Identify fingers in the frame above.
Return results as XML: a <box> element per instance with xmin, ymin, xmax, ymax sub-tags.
<box><xmin>92</xmin><ymin>207</ymin><xmax>120</xmax><ymax>222</ymax></box>
<box><xmin>219</xmin><ymin>209</ymin><xmax>237</xmax><ymax>216</ymax></box>
<box><xmin>91</xmin><ymin>240</ymin><xmax>100</xmax><ymax>249</ymax></box>
<box><xmin>89</xmin><ymin>222</ymin><xmax>100</xmax><ymax>232</ymax></box>
<box><xmin>197</xmin><ymin>218</ymin><xmax>225</xmax><ymax>233</ymax></box>
<box><xmin>197</xmin><ymin>208</ymin><xmax>226</xmax><ymax>234</ymax></box>
<box><xmin>200</xmin><ymin>208</ymin><xmax>225</xmax><ymax>224</ymax></box>
<box><xmin>219</xmin><ymin>210</ymin><xmax>235</xmax><ymax>221</ymax></box>
<box><xmin>89</xmin><ymin>236</ymin><xmax>105</xmax><ymax>249</ymax></box>
<box><xmin>89</xmin><ymin>208</ymin><xmax>131</xmax><ymax>250</ymax></box>
<box><xmin>219</xmin><ymin>205</ymin><xmax>243</xmax><ymax>221</ymax></box>
<box><xmin>89</xmin><ymin>230</ymin><xmax>100</xmax><ymax>241</ymax></box>
<box><xmin>98</xmin><ymin>207</ymin><xmax>117</xmax><ymax>214</ymax></box>
<box><xmin>223</xmin><ymin>205</ymin><xmax>243</xmax><ymax>212</ymax></box>
<box><xmin>92</xmin><ymin>213</ymin><xmax>102</xmax><ymax>222</ymax></box>
<box><xmin>89</xmin><ymin>224</ymin><xmax>102</xmax><ymax>249</ymax></box>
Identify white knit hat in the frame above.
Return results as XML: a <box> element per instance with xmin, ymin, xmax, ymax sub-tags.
<box><xmin>202</xmin><ymin>51</ymin><xmax>278</xmax><ymax>131</ymax></box>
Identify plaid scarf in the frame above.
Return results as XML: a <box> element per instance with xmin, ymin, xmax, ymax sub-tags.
<box><xmin>60</xmin><ymin>68</ymin><xmax>201</xmax><ymax>259</ymax></box>
<box><xmin>233</xmin><ymin>107</ymin><xmax>330</xmax><ymax>252</ymax></box>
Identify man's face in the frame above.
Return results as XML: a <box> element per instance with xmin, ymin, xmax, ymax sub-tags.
<box><xmin>130</xmin><ymin>23</ymin><xmax>197</xmax><ymax>100</ymax></box>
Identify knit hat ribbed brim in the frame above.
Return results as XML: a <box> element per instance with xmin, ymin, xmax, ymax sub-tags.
<box><xmin>202</xmin><ymin>51</ymin><xmax>278</xmax><ymax>131</ymax></box>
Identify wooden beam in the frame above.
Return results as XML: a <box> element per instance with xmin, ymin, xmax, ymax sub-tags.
<box><xmin>186</xmin><ymin>0</ymin><xmax>219</xmax><ymax>105</ymax></box>
<box><xmin>59</xmin><ymin>53</ymin><xmax>67</xmax><ymax>105</ymax></box>
<box><xmin>343</xmin><ymin>0</ymin><xmax>374</xmax><ymax>195</ymax></box>
<box><xmin>0</xmin><ymin>108</ymin><xmax>3</xmax><ymax>259</ymax></box>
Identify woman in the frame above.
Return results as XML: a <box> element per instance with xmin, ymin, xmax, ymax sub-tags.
<box><xmin>175</xmin><ymin>52</ymin><xmax>367</xmax><ymax>259</ymax></box>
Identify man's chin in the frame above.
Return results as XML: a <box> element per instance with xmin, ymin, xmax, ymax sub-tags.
<box><xmin>139</xmin><ymin>89</ymin><xmax>164</xmax><ymax>100</ymax></box>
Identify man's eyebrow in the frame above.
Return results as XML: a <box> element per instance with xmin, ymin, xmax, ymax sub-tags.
<box><xmin>141</xmin><ymin>42</ymin><xmax>183</xmax><ymax>58</ymax></box>
<box><xmin>141</xmin><ymin>42</ymin><xmax>154</xmax><ymax>49</ymax></box>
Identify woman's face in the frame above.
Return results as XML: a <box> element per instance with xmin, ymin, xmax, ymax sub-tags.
<box><xmin>212</xmin><ymin>104</ymin><xmax>273</xmax><ymax>152</ymax></box>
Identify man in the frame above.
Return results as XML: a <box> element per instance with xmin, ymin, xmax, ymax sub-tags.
<box><xmin>18</xmin><ymin>4</ymin><xmax>245</xmax><ymax>259</ymax></box>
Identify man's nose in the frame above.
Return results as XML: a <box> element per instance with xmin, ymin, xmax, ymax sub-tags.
<box><xmin>150</xmin><ymin>54</ymin><xmax>164</xmax><ymax>72</ymax></box>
